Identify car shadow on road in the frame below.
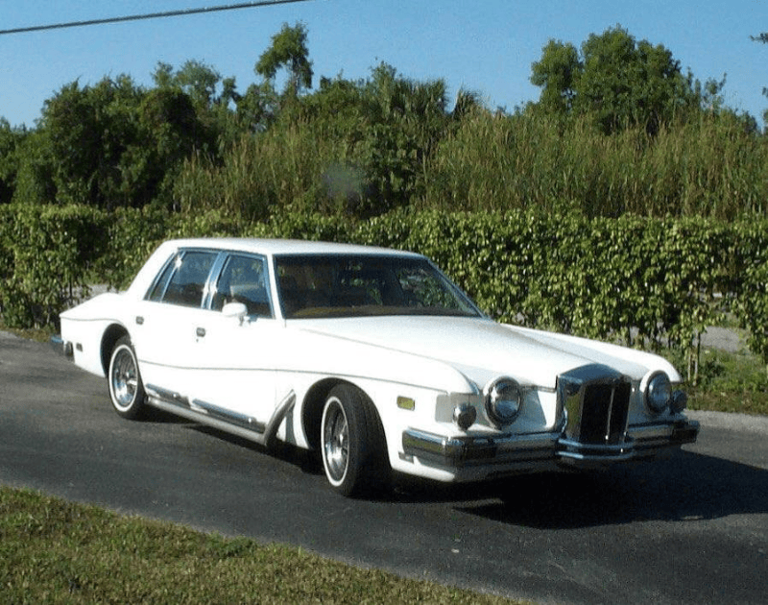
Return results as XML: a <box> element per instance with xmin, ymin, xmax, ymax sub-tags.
<box><xmin>164</xmin><ymin>417</ymin><xmax>768</xmax><ymax>528</ymax></box>
<box><xmin>447</xmin><ymin>450</ymin><xmax>768</xmax><ymax>529</ymax></box>
<box><xmin>186</xmin><ymin>422</ymin><xmax>325</xmax><ymax>474</ymax></box>
<box><xmin>140</xmin><ymin>406</ymin><xmax>194</xmax><ymax>425</ymax></box>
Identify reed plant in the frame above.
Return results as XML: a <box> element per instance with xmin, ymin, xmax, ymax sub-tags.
<box><xmin>170</xmin><ymin>102</ymin><xmax>768</xmax><ymax>223</ymax></box>
<box><xmin>173</xmin><ymin>117</ymin><xmax>360</xmax><ymax>221</ymax></box>
<box><xmin>424</xmin><ymin>112</ymin><xmax>767</xmax><ymax>220</ymax></box>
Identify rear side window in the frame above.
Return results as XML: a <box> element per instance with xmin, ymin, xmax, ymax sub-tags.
<box><xmin>146</xmin><ymin>250</ymin><xmax>217</xmax><ymax>308</ymax></box>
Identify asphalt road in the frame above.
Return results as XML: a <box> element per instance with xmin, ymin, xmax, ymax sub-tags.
<box><xmin>1</xmin><ymin>331</ymin><xmax>767</xmax><ymax>605</ymax></box>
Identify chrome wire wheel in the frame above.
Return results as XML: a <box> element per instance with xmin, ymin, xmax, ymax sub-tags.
<box><xmin>322</xmin><ymin>396</ymin><xmax>349</xmax><ymax>486</ymax></box>
<box><xmin>111</xmin><ymin>347</ymin><xmax>138</xmax><ymax>410</ymax></box>
<box><xmin>319</xmin><ymin>384</ymin><xmax>390</xmax><ymax>497</ymax></box>
<box><xmin>108</xmin><ymin>336</ymin><xmax>146</xmax><ymax>420</ymax></box>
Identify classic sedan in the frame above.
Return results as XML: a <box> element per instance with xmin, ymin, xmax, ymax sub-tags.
<box><xmin>53</xmin><ymin>238</ymin><xmax>699</xmax><ymax>496</ymax></box>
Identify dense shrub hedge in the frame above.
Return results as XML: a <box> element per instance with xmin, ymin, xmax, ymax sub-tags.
<box><xmin>0</xmin><ymin>205</ymin><xmax>108</xmax><ymax>327</ymax></box>
<box><xmin>1</xmin><ymin>205</ymin><xmax>767</xmax><ymax>375</ymax></box>
<box><xmin>732</xmin><ymin>222</ymin><xmax>768</xmax><ymax>372</ymax></box>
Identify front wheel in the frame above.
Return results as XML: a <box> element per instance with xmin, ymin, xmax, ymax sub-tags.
<box><xmin>320</xmin><ymin>384</ymin><xmax>388</xmax><ymax>497</ymax></box>
<box><xmin>108</xmin><ymin>335</ymin><xmax>147</xmax><ymax>420</ymax></box>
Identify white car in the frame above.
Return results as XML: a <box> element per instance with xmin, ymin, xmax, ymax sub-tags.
<box><xmin>53</xmin><ymin>238</ymin><xmax>699</xmax><ymax>496</ymax></box>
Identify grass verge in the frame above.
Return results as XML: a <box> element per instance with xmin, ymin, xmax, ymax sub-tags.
<box><xmin>0</xmin><ymin>487</ymin><xmax>525</xmax><ymax>604</ymax></box>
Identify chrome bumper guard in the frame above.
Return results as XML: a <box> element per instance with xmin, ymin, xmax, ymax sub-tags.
<box><xmin>401</xmin><ymin>418</ymin><xmax>700</xmax><ymax>470</ymax></box>
<box><xmin>557</xmin><ymin>418</ymin><xmax>700</xmax><ymax>467</ymax></box>
<box><xmin>50</xmin><ymin>335</ymin><xmax>73</xmax><ymax>360</ymax></box>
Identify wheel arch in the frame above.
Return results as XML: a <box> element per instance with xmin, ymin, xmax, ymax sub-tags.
<box><xmin>301</xmin><ymin>378</ymin><xmax>387</xmax><ymax>453</ymax></box>
<box><xmin>100</xmin><ymin>323</ymin><xmax>130</xmax><ymax>375</ymax></box>
<box><xmin>302</xmin><ymin>378</ymin><xmax>347</xmax><ymax>451</ymax></box>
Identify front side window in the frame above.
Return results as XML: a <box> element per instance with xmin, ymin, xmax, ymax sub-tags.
<box><xmin>212</xmin><ymin>254</ymin><xmax>272</xmax><ymax>317</ymax></box>
<box><xmin>275</xmin><ymin>254</ymin><xmax>481</xmax><ymax>319</ymax></box>
<box><xmin>147</xmin><ymin>250</ymin><xmax>217</xmax><ymax>308</ymax></box>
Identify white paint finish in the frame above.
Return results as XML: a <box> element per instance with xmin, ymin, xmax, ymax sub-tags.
<box><xmin>57</xmin><ymin>237</ymin><xmax>695</xmax><ymax>484</ymax></box>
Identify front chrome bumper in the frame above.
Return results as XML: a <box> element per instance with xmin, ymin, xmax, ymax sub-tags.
<box><xmin>401</xmin><ymin>418</ymin><xmax>700</xmax><ymax>475</ymax></box>
<box><xmin>402</xmin><ymin>428</ymin><xmax>561</xmax><ymax>468</ymax></box>
<box><xmin>557</xmin><ymin>419</ymin><xmax>700</xmax><ymax>466</ymax></box>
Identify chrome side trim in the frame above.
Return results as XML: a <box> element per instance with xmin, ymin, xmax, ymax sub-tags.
<box><xmin>191</xmin><ymin>398</ymin><xmax>266</xmax><ymax>434</ymax></box>
<box><xmin>262</xmin><ymin>391</ymin><xmax>297</xmax><ymax>449</ymax></box>
<box><xmin>144</xmin><ymin>383</ymin><xmax>296</xmax><ymax>450</ymax></box>
<box><xmin>146</xmin><ymin>383</ymin><xmax>187</xmax><ymax>405</ymax></box>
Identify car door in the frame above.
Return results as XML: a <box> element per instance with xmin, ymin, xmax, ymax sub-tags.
<box><xmin>186</xmin><ymin>252</ymin><xmax>280</xmax><ymax>427</ymax></box>
<box><xmin>132</xmin><ymin>248</ymin><xmax>219</xmax><ymax>400</ymax></box>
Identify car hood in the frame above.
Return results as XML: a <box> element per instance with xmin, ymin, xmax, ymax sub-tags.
<box><xmin>295</xmin><ymin>316</ymin><xmax>671</xmax><ymax>390</ymax></box>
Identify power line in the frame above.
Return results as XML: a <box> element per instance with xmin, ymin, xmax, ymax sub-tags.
<box><xmin>0</xmin><ymin>0</ymin><xmax>315</xmax><ymax>36</ymax></box>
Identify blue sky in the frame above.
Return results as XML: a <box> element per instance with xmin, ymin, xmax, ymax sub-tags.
<box><xmin>1</xmin><ymin>0</ymin><xmax>766</xmax><ymax>128</ymax></box>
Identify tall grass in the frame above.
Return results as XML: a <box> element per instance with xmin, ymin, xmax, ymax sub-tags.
<box><xmin>424</xmin><ymin>112</ymin><xmax>768</xmax><ymax>219</ymax></box>
<box><xmin>172</xmin><ymin>118</ymin><xmax>359</xmax><ymax>221</ymax></box>
<box><xmin>171</xmin><ymin>108</ymin><xmax>768</xmax><ymax>221</ymax></box>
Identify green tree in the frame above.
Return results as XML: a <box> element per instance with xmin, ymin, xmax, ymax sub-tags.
<box><xmin>152</xmin><ymin>60</ymin><xmax>242</xmax><ymax>149</ymax></box>
<box><xmin>0</xmin><ymin>119</ymin><xmax>26</xmax><ymax>203</ymax></box>
<box><xmin>752</xmin><ymin>32</ymin><xmax>768</xmax><ymax>123</ymax></box>
<box><xmin>153</xmin><ymin>60</ymin><xmax>224</xmax><ymax>108</ymax></box>
<box><xmin>357</xmin><ymin>63</ymin><xmax>451</xmax><ymax>212</ymax></box>
<box><xmin>23</xmin><ymin>75</ymin><xmax>212</xmax><ymax>209</ymax></box>
<box><xmin>255</xmin><ymin>22</ymin><xmax>313</xmax><ymax>97</ymax></box>
<box><xmin>10</xmin><ymin>129</ymin><xmax>56</xmax><ymax>206</ymax></box>
<box><xmin>136</xmin><ymin>87</ymin><xmax>213</xmax><ymax>206</ymax></box>
<box><xmin>530</xmin><ymin>39</ymin><xmax>581</xmax><ymax>114</ymax></box>
<box><xmin>531</xmin><ymin>26</ymin><xmax>697</xmax><ymax>134</ymax></box>
<box><xmin>37</xmin><ymin>76</ymin><xmax>143</xmax><ymax>208</ymax></box>
<box><xmin>236</xmin><ymin>82</ymin><xmax>280</xmax><ymax>132</ymax></box>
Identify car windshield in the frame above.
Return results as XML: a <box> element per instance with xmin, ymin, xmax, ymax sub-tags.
<box><xmin>274</xmin><ymin>254</ymin><xmax>482</xmax><ymax>319</ymax></box>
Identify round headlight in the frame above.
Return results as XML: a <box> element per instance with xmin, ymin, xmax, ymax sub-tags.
<box><xmin>484</xmin><ymin>377</ymin><xmax>523</xmax><ymax>427</ymax></box>
<box><xmin>646</xmin><ymin>372</ymin><xmax>672</xmax><ymax>413</ymax></box>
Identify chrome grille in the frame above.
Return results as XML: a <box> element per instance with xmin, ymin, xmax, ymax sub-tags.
<box><xmin>558</xmin><ymin>365</ymin><xmax>631</xmax><ymax>446</ymax></box>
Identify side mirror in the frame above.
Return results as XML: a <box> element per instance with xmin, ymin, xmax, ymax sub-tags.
<box><xmin>221</xmin><ymin>302</ymin><xmax>248</xmax><ymax>324</ymax></box>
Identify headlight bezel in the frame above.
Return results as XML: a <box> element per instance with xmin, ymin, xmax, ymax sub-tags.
<box><xmin>484</xmin><ymin>376</ymin><xmax>524</xmax><ymax>427</ymax></box>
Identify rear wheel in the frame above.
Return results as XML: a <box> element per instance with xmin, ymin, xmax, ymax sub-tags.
<box><xmin>320</xmin><ymin>384</ymin><xmax>388</xmax><ymax>497</ymax></box>
<box><xmin>108</xmin><ymin>336</ymin><xmax>146</xmax><ymax>420</ymax></box>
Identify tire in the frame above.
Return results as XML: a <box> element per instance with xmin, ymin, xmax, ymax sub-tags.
<box><xmin>320</xmin><ymin>384</ymin><xmax>388</xmax><ymax>497</ymax></box>
<box><xmin>108</xmin><ymin>335</ymin><xmax>147</xmax><ymax>420</ymax></box>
